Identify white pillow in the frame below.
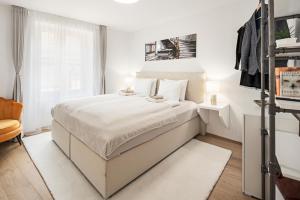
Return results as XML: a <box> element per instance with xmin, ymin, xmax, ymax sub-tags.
<box><xmin>150</xmin><ymin>79</ymin><xmax>157</xmax><ymax>96</ymax></box>
<box><xmin>134</xmin><ymin>78</ymin><xmax>156</xmax><ymax>96</ymax></box>
<box><xmin>159</xmin><ymin>79</ymin><xmax>188</xmax><ymax>101</ymax></box>
<box><xmin>157</xmin><ymin>80</ymin><xmax>182</xmax><ymax>101</ymax></box>
<box><xmin>178</xmin><ymin>80</ymin><xmax>188</xmax><ymax>101</ymax></box>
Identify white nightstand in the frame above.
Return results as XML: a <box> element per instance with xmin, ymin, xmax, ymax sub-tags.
<box><xmin>197</xmin><ymin>102</ymin><xmax>230</xmax><ymax>133</ymax></box>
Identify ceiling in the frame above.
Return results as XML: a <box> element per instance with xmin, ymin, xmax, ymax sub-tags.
<box><xmin>0</xmin><ymin>0</ymin><xmax>299</xmax><ymax>32</ymax></box>
<box><xmin>0</xmin><ymin>0</ymin><xmax>239</xmax><ymax>31</ymax></box>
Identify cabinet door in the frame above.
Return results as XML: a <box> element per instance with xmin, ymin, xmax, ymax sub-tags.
<box><xmin>243</xmin><ymin>114</ymin><xmax>299</xmax><ymax>199</ymax></box>
<box><xmin>243</xmin><ymin>115</ymin><xmax>261</xmax><ymax>199</ymax></box>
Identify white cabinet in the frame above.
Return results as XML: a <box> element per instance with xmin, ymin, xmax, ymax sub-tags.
<box><xmin>243</xmin><ymin>115</ymin><xmax>262</xmax><ymax>199</ymax></box>
<box><xmin>243</xmin><ymin>114</ymin><xmax>300</xmax><ymax>199</ymax></box>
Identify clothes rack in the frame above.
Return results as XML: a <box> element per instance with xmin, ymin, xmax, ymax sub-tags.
<box><xmin>257</xmin><ymin>0</ymin><xmax>300</xmax><ymax>199</ymax></box>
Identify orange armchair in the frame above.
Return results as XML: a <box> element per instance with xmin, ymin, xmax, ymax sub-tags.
<box><xmin>0</xmin><ymin>97</ymin><xmax>23</xmax><ymax>144</ymax></box>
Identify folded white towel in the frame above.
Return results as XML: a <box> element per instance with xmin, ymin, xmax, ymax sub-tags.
<box><xmin>145</xmin><ymin>97</ymin><xmax>167</xmax><ymax>103</ymax></box>
<box><xmin>145</xmin><ymin>97</ymin><xmax>180</xmax><ymax>107</ymax></box>
<box><xmin>165</xmin><ymin>100</ymin><xmax>181</xmax><ymax>107</ymax></box>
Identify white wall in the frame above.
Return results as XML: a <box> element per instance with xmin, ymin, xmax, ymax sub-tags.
<box><xmin>106</xmin><ymin>29</ymin><xmax>134</xmax><ymax>93</ymax></box>
<box><xmin>112</xmin><ymin>0</ymin><xmax>300</xmax><ymax>142</ymax></box>
<box><xmin>0</xmin><ymin>5</ymin><xmax>14</xmax><ymax>98</ymax></box>
<box><xmin>125</xmin><ymin>1</ymin><xmax>259</xmax><ymax>142</ymax></box>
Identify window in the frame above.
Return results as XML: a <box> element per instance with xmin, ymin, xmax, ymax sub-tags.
<box><xmin>23</xmin><ymin>12</ymin><xmax>101</xmax><ymax>132</ymax></box>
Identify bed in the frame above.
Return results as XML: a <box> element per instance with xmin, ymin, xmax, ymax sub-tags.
<box><xmin>51</xmin><ymin>71</ymin><xmax>206</xmax><ymax>198</ymax></box>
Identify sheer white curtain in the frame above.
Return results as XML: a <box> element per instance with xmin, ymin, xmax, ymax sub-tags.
<box><xmin>23</xmin><ymin>11</ymin><xmax>101</xmax><ymax>132</ymax></box>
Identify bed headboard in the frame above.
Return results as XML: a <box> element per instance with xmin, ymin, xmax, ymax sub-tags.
<box><xmin>136</xmin><ymin>71</ymin><xmax>206</xmax><ymax>103</ymax></box>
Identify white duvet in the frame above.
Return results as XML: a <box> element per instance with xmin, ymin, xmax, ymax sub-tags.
<box><xmin>52</xmin><ymin>94</ymin><xmax>178</xmax><ymax>159</ymax></box>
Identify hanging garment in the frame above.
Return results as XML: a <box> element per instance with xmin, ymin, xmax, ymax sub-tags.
<box><xmin>237</xmin><ymin>6</ymin><xmax>290</xmax><ymax>89</ymax></box>
<box><xmin>240</xmin><ymin>71</ymin><xmax>269</xmax><ymax>89</ymax></box>
<box><xmin>235</xmin><ymin>25</ymin><xmax>246</xmax><ymax>70</ymax></box>
<box><xmin>240</xmin><ymin>10</ymin><xmax>269</xmax><ymax>75</ymax></box>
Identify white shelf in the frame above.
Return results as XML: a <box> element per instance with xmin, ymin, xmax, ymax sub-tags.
<box><xmin>197</xmin><ymin>102</ymin><xmax>230</xmax><ymax>128</ymax></box>
<box><xmin>281</xmin><ymin>165</ymin><xmax>300</xmax><ymax>182</ymax></box>
<box><xmin>276</xmin><ymin>99</ymin><xmax>300</xmax><ymax>111</ymax></box>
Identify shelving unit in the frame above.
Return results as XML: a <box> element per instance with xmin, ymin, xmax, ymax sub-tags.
<box><xmin>258</xmin><ymin>0</ymin><xmax>300</xmax><ymax>199</ymax></box>
<box><xmin>275</xmin><ymin>47</ymin><xmax>300</xmax><ymax>54</ymax></box>
<box><xmin>272</xmin><ymin>56</ymin><xmax>300</xmax><ymax>60</ymax></box>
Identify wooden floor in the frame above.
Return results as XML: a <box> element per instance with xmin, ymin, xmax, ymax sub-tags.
<box><xmin>0</xmin><ymin>134</ymin><xmax>255</xmax><ymax>200</ymax></box>
<box><xmin>0</xmin><ymin>141</ymin><xmax>52</xmax><ymax>200</ymax></box>
<box><xmin>197</xmin><ymin>134</ymin><xmax>255</xmax><ymax>200</ymax></box>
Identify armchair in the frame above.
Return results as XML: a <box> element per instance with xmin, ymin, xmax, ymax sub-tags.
<box><xmin>0</xmin><ymin>97</ymin><xmax>23</xmax><ymax>144</ymax></box>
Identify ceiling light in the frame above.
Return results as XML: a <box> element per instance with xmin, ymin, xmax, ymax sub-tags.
<box><xmin>114</xmin><ymin>0</ymin><xmax>139</xmax><ymax>4</ymax></box>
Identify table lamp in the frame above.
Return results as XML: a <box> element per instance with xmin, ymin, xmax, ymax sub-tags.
<box><xmin>206</xmin><ymin>81</ymin><xmax>220</xmax><ymax>105</ymax></box>
<box><xmin>124</xmin><ymin>76</ymin><xmax>134</xmax><ymax>92</ymax></box>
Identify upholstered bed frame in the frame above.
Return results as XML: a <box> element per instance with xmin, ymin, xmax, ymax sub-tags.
<box><xmin>51</xmin><ymin>71</ymin><xmax>206</xmax><ymax>199</ymax></box>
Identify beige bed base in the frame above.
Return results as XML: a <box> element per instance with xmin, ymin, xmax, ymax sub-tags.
<box><xmin>52</xmin><ymin>117</ymin><xmax>202</xmax><ymax>198</ymax></box>
<box><xmin>51</xmin><ymin>71</ymin><xmax>205</xmax><ymax>198</ymax></box>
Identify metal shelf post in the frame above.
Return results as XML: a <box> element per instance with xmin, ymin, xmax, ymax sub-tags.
<box><xmin>268</xmin><ymin>0</ymin><xmax>276</xmax><ymax>199</ymax></box>
<box><xmin>260</xmin><ymin>1</ymin><xmax>267</xmax><ymax>199</ymax></box>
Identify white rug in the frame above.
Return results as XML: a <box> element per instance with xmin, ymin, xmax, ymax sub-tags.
<box><xmin>23</xmin><ymin>133</ymin><xmax>232</xmax><ymax>200</ymax></box>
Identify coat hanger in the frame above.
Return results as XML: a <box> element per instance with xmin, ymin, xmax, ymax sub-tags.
<box><xmin>256</xmin><ymin>1</ymin><xmax>262</xmax><ymax>12</ymax></box>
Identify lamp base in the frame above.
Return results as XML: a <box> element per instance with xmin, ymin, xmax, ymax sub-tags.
<box><xmin>210</xmin><ymin>94</ymin><xmax>217</xmax><ymax>105</ymax></box>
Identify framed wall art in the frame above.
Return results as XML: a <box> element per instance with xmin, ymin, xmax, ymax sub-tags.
<box><xmin>145</xmin><ymin>33</ymin><xmax>197</xmax><ymax>61</ymax></box>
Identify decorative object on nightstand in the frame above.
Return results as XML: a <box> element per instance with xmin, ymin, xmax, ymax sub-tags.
<box><xmin>124</xmin><ymin>76</ymin><xmax>134</xmax><ymax>91</ymax></box>
<box><xmin>206</xmin><ymin>80</ymin><xmax>220</xmax><ymax>105</ymax></box>
<box><xmin>119</xmin><ymin>88</ymin><xmax>135</xmax><ymax>96</ymax></box>
<box><xmin>197</xmin><ymin>102</ymin><xmax>230</xmax><ymax>134</ymax></box>
<box><xmin>119</xmin><ymin>75</ymin><xmax>136</xmax><ymax>96</ymax></box>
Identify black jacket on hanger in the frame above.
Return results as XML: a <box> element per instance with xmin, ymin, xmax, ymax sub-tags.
<box><xmin>239</xmin><ymin>71</ymin><xmax>269</xmax><ymax>89</ymax></box>
<box><xmin>240</xmin><ymin>9</ymin><xmax>268</xmax><ymax>75</ymax></box>
<box><xmin>235</xmin><ymin>9</ymin><xmax>268</xmax><ymax>89</ymax></box>
<box><xmin>235</xmin><ymin>6</ymin><xmax>290</xmax><ymax>89</ymax></box>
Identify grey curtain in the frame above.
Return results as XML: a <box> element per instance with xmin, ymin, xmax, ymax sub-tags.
<box><xmin>12</xmin><ymin>5</ymin><xmax>28</xmax><ymax>102</ymax></box>
<box><xmin>99</xmin><ymin>25</ymin><xmax>107</xmax><ymax>94</ymax></box>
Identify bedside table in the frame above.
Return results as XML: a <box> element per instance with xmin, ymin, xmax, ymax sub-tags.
<box><xmin>197</xmin><ymin>102</ymin><xmax>230</xmax><ymax>133</ymax></box>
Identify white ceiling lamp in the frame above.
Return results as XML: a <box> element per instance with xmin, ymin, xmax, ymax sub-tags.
<box><xmin>114</xmin><ymin>0</ymin><xmax>139</xmax><ymax>4</ymax></box>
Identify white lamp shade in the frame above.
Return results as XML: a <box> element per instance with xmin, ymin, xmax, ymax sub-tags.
<box><xmin>124</xmin><ymin>76</ymin><xmax>134</xmax><ymax>89</ymax></box>
<box><xmin>125</xmin><ymin>77</ymin><xmax>134</xmax><ymax>84</ymax></box>
<box><xmin>206</xmin><ymin>81</ymin><xmax>220</xmax><ymax>94</ymax></box>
